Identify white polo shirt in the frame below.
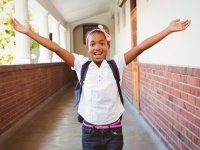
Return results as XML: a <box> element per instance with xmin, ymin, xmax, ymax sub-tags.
<box><xmin>72</xmin><ymin>53</ymin><xmax>126</xmax><ymax>125</ymax></box>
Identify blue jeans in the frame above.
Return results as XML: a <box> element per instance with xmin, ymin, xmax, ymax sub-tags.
<box><xmin>82</xmin><ymin>126</ymin><xmax>123</xmax><ymax>150</ymax></box>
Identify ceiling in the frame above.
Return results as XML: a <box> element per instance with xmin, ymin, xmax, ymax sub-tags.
<box><xmin>46</xmin><ymin>0</ymin><xmax>115</xmax><ymax>23</ymax></box>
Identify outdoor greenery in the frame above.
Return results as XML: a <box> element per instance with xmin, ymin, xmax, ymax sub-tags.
<box><xmin>0</xmin><ymin>0</ymin><xmax>15</xmax><ymax>64</ymax></box>
<box><xmin>0</xmin><ymin>0</ymin><xmax>39</xmax><ymax>65</ymax></box>
<box><xmin>29</xmin><ymin>12</ymin><xmax>39</xmax><ymax>53</ymax></box>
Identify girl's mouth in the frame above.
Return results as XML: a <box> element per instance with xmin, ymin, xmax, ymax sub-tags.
<box><xmin>94</xmin><ymin>52</ymin><xmax>103</xmax><ymax>56</ymax></box>
<box><xmin>93</xmin><ymin>51</ymin><xmax>103</xmax><ymax>60</ymax></box>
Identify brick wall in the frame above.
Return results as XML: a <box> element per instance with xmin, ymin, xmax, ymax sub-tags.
<box><xmin>0</xmin><ymin>63</ymin><xmax>74</xmax><ymax>136</ymax></box>
<box><xmin>140</xmin><ymin>64</ymin><xmax>200</xmax><ymax>150</ymax></box>
<box><xmin>122</xmin><ymin>63</ymin><xmax>133</xmax><ymax>103</ymax></box>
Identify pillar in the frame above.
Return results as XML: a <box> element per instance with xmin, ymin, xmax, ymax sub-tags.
<box><xmin>52</xmin><ymin>22</ymin><xmax>62</xmax><ymax>62</ymax></box>
<box><xmin>38</xmin><ymin>12</ymin><xmax>52</xmax><ymax>63</ymax></box>
<box><xmin>59</xmin><ymin>25</ymin><xmax>67</xmax><ymax>50</ymax></box>
<box><xmin>13</xmin><ymin>0</ymin><xmax>30</xmax><ymax>64</ymax></box>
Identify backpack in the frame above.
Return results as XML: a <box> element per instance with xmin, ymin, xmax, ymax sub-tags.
<box><xmin>75</xmin><ymin>60</ymin><xmax>124</xmax><ymax>123</ymax></box>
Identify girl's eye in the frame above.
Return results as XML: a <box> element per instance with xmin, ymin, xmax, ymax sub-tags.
<box><xmin>100</xmin><ymin>43</ymin><xmax>105</xmax><ymax>46</ymax></box>
<box><xmin>90</xmin><ymin>43</ymin><xmax>95</xmax><ymax>46</ymax></box>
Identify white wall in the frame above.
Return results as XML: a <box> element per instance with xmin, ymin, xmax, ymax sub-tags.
<box><xmin>137</xmin><ymin>0</ymin><xmax>200</xmax><ymax>68</ymax></box>
<box><xmin>114</xmin><ymin>0</ymin><xmax>132</xmax><ymax>54</ymax></box>
<box><xmin>70</xmin><ymin>12</ymin><xmax>115</xmax><ymax>59</ymax></box>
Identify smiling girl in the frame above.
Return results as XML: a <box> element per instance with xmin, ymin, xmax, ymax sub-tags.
<box><xmin>11</xmin><ymin>18</ymin><xmax>190</xmax><ymax>150</ymax></box>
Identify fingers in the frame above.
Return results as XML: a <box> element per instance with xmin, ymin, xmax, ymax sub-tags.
<box><xmin>10</xmin><ymin>18</ymin><xmax>20</xmax><ymax>26</ymax></box>
<box><xmin>181</xmin><ymin>20</ymin><xmax>190</xmax><ymax>25</ymax></box>
<box><xmin>169</xmin><ymin>19</ymin><xmax>191</xmax><ymax>32</ymax></box>
<box><xmin>14</xmin><ymin>18</ymin><xmax>20</xmax><ymax>25</ymax></box>
<box><xmin>181</xmin><ymin>20</ymin><xmax>191</xmax><ymax>29</ymax></box>
<box><xmin>10</xmin><ymin>18</ymin><xmax>16</xmax><ymax>26</ymax></box>
<box><xmin>10</xmin><ymin>18</ymin><xmax>15</xmax><ymax>28</ymax></box>
<box><xmin>172</xmin><ymin>19</ymin><xmax>191</xmax><ymax>30</ymax></box>
<box><xmin>173</xmin><ymin>19</ymin><xmax>191</xmax><ymax>25</ymax></box>
<box><xmin>174</xmin><ymin>19</ymin><xmax>180</xmax><ymax>22</ymax></box>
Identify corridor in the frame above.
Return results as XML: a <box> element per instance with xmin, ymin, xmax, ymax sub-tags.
<box><xmin>0</xmin><ymin>1</ymin><xmax>199</xmax><ymax>150</ymax></box>
<box><xmin>2</xmin><ymin>86</ymin><xmax>166</xmax><ymax>150</ymax></box>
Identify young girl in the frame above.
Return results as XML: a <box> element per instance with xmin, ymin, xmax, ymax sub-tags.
<box><xmin>11</xmin><ymin>18</ymin><xmax>191</xmax><ymax>150</ymax></box>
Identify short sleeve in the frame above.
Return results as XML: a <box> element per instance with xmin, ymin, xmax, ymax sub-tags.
<box><xmin>112</xmin><ymin>53</ymin><xmax>127</xmax><ymax>69</ymax></box>
<box><xmin>71</xmin><ymin>53</ymin><xmax>89</xmax><ymax>80</ymax></box>
<box><xmin>111</xmin><ymin>53</ymin><xmax>127</xmax><ymax>82</ymax></box>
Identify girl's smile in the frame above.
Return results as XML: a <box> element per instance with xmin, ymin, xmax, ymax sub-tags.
<box><xmin>86</xmin><ymin>31</ymin><xmax>110</xmax><ymax>67</ymax></box>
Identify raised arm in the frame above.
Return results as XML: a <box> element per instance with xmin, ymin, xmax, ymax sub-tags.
<box><xmin>11</xmin><ymin>18</ymin><xmax>74</xmax><ymax>67</ymax></box>
<box><xmin>125</xmin><ymin>19</ymin><xmax>191</xmax><ymax>65</ymax></box>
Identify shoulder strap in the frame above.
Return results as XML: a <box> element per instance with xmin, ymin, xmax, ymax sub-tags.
<box><xmin>76</xmin><ymin>61</ymin><xmax>91</xmax><ymax>106</ymax></box>
<box><xmin>107</xmin><ymin>60</ymin><xmax>124</xmax><ymax>105</ymax></box>
<box><xmin>80</xmin><ymin>61</ymin><xmax>91</xmax><ymax>84</ymax></box>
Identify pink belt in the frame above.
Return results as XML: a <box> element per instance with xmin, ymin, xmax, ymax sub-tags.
<box><xmin>83</xmin><ymin>119</ymin><xmax>122</xmax><ymax>129</ymax></box>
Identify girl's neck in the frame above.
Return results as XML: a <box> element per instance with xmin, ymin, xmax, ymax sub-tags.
<box><xmin>94</xmin><ymin>61</ymin><xmax>103</xmax><ymax>68</ymax></box>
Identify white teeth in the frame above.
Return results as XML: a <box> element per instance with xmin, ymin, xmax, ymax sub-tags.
<box><xmin>94</xmin><ymin>52</ymin><xmax>102</xmax><ymax>55</ymax></box>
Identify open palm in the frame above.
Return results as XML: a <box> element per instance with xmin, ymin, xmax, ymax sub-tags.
<box><xmin>168</xmin><ymin>19</ymin><xmax>191</xmax><ymax>32</ymax></box>
<box><xmin>11</xmin><ymin>18</ymin><xmax>29</xmax><ymax>34</ymax></box>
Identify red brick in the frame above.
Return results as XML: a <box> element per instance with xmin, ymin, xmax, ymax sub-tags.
<box><xmin>181</xmin><ymin>143</ymin><xmax>190</xmax><ymax>150</ymax></box>
<box><xmin>0</xmin><ymin>63</ymin><xmax>73</xmax><ymax>136</ymax></box>
<box><xmin>188</xmin><ymin>95</ymin><xmax>197</xmax><ymax>105</ymax></box>
<box><xmin>139</xmin><ymin>64</ymin><xmax>200</xmax><ymax>150</ymax></box>
<box><xmin>186</xmin><ymin>68</ymin><xmax>193</xmax><ymax>76</ymax></box>
<box><xmin>180</xmin><ymin>92</ymin><xmax>188</xmax><ymax>101</ymax></box>
<box><xmin>192</xmin><ymin>68</ymin><xmax>200</xmax><ymax>77</ymax></box>
<box><xmin>186</xmin><ymin>76</ymin><xmax>200</xmax><ymax>87</ymax></box>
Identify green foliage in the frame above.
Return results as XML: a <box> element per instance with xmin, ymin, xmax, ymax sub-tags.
<box><xmin>29</xmin><ymin>23</ymin><xmax>39</xmax><ymax>52</ymax></box>
<box><xmin>0</xmin><ymin>0</ymin><xmax>15</xmax><ymax>64</ymax></box>
<box><xmin>30</xmin><ymin>38</ymin><xmax>39</xmax><ymax>51</ymax></box>
<box><xmin>0</xmin><ymin>0</ymin><xmax>39</xmax><ymax>64</ymax></box>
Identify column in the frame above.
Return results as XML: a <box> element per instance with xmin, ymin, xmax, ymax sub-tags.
<box><xmin>59</xmin><ymin>25</ymin><xmax>67</xmax><ymax>50</ymax></box>
<box><xmin>52</xmin><ymin>22</ymin><xmax>62</xmax><ymax>62</ymax></box>
<box><xmin>38</xmin><ymin>12</ymin><xmax>52</xmax><ymax>63</ymax></box>
<box><xmin>66</xmin><ymin>27</ymin><xmax>71</xmax><ymax>52</ymax></box>
<box><xmin>13</xmin><ymin>0</ymin><xmax>30</xmax><ymax>64</ymax></box>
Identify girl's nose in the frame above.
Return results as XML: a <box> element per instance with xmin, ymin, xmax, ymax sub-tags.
<box><xmin>94</xmin><ymin>44</ymin><xmax>101</xmax><ymax>50</ymax></box>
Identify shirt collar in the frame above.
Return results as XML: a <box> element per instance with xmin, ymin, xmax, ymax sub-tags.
<box><xmin>90</xmin><ymin>59</ymin><xmax>107</xmax><ymax>69</ymax></box>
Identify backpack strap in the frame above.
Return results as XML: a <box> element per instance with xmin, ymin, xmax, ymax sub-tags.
<box><xmin>76</xmin><ymin>61</ymin><xmax>91</xmax><ymax>106</ymax></box>
<box><xmin>80</xmin><ymin>61</ymin><xmax>91</xmax><ymax>84</ymax></box>
<box><xmin>107</xmin><ymin>60</ymin><xmax>124</xmax><ymax>105</ymax></box>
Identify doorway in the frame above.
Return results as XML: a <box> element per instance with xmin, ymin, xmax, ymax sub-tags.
<box><xmin>130</xmin><ymin>0</ymin><xmax>140</xmax><ymax>110</ymax></box>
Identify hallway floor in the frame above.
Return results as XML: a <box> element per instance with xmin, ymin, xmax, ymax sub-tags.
<box><xmin>3</xmin><ymin>86</ymin><xmax>167</xmax><ymax>150</ymax></box>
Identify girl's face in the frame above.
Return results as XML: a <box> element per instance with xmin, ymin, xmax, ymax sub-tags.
<box><xmin>86</xmin><ymin>31</ymin><xmax>110</xmax><ymax>67</ymax></box>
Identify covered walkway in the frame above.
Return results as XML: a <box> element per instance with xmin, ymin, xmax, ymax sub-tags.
<box><xmin>2</xmin><ymin>86</ymin><xmax>166</xmax><ymax>150</ymax></box>
<box><xmin>1</xmin><ymin>1</ymin><xmax>199</xmax><ymax>150</ymax></box>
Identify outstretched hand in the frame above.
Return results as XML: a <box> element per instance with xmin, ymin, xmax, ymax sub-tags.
<box><xmin>10</xmin><ymin>18</ymin><xmax>30</xmax><ymax>34</ymax></box>
<box><xmin>168</xmin><ymin>19</ymin><xmax>191</xmax><ymax>32</ymax></box>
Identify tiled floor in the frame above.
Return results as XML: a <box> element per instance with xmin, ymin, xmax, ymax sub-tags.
<box><xmin>2</xmin><ymin>87</ymin><xmax>167</xmax><ymax>150</ymax></box>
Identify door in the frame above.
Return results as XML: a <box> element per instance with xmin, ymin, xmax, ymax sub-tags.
<box><xmin>130</xmin><ymin>0</ymin><xmax>140</xmax><ymax>110</ymax></box>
